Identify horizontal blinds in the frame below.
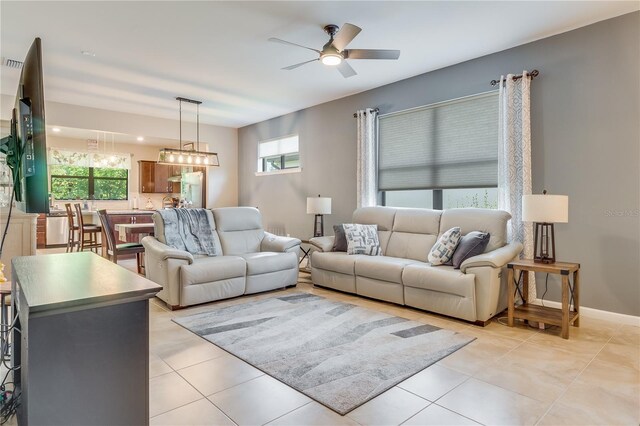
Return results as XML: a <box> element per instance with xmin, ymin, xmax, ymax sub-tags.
<box><xmin>378</xmin><ymin>92</ymin><xmax>498</xmax><ymax>191</ymax></box>
<box><xmin>259</xmin><ymin>135</ymin><xmax>298</xmax><ymax>157</ymax></box>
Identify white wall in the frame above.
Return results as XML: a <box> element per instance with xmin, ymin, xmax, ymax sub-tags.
<box><xmin>0</xmin><ymin>95</ymin><xmax>239</xmax><ymax>208</ymax></box>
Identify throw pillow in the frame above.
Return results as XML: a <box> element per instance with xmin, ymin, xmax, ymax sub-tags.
<box><xmin>332</xmin><ymin>224</ymin><xmax>348</xmax><ymax>252</ymax></box>
<box><xmin>452</xmin><ymin>231</ymin><xmax>490</xmax><ymax>269</ymax></box>
<box><xmin>343</xmin><ymin>224</ymin><xmax>382</xmax><ymax>256</ymax></box>
<box><xmin>428</xmin><ymin>227</ymin><xmax>462</xmax><ymax>265</ymax></box>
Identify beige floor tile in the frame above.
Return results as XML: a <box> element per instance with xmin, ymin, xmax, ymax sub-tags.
<box><xmin>437</xmin><ymin>378</ymin><xmax>548</xmax><ymax>425</ymax></box>
<box><xmin>347</xmin><ymin>387</ymin><xmax>430</xmax><ymax>426</ymax></box>
<box><xmin>150</xmin><ymin>398</ymin><xmax>235</xmax><ymax>426</ymax></box>
<box><xmin>398</xmin><ymin>365</ymin><xmax>469</xmax><ymax>402</ymax></box>
<box><xmin>610</xmin><ymin>324</ymin><xmax>640</xmax><ymax>346</ymax></box>
<box><xmin>573</xmin><ymin>358</ymin><xmax>639</xmax><ymax>401</ymax></box>
<box><xmin>208</xmin><ymin>375</ymin><xmax>310</xmax><ymax>425</ymax></box>
<box><xmin>268</xmin><ymin>401</ymin><xmax>359</xmax><ymax>425</ymax></box>
<box><xmin>473</xmin><ymin>341</ymin><xmax>592</xmax><ymax>403</ymax></box>
<box><xmin>526</xmin><ymin>324</ymin><xmax>612</xmax><ymax>356</ymax></box>
<box><xmin>595</xmin><ymin>341</ymin><xmax>640</xmax><ymax>371</ymax></box>
<box><xmin>149</xmin><ymin>372</ymin><xmax>203</xmax><ymax>418</ymax></box>
<box><xmin>402</xmin><ymin>404</ymin><xmax>480</xmax><ymax>425</ymax></box>
<box><xmin>150</xmin><ymin>352</ymin><xmax>174</xmax><ymax>378</ymax></box>
<box><xmin>178</xmin><ymin>354</ymin><xmax>264</xmax><ymax>396</ymax></box>
<box><xmin>436</xmin><ymin>333</ymin><xmax>521</xmax><ymax>375</ymax></box>
<box><xmin>476</xmin><ymin>317</ymin><xmax>542</xmax><ymax>341</ymax></box>
<box><xmin>151</xmin><ymin>335</ymin><xmax>228</xmax><ymax>370</ymax></box>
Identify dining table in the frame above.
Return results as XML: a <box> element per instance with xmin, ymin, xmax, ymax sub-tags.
<box><xmin>114</xmin><ymin>223</ymin><xmax>155</xmax><ymax>242</ymax></box>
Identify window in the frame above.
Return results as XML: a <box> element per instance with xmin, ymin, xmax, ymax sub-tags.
<box><xmin>257</xmin><ymin>135</ymin><xmax>300</xmax><ymax>174</ymax></box>
<box><xmin>50</xmin><ymin>165</ymin><xmax>128</xmax><ymax>200</ymax></box>
<box><xmin>378</xmin><ymin>92</ymin><xmax>499</xmax><ymax>209</ymax></box>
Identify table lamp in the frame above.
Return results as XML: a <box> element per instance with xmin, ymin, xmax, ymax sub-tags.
<box><xmin>307</xmin><ymin>195</ymin><xmax>331</xmax><ymax>237</ymax></box>
<box><xmin>522</xmin><ymin>190</ymin><xmax>568</xmax><ymax>264</ymax></box>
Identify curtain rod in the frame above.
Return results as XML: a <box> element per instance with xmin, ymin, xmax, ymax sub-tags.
<box><xmin>490</xmin><ymin>69</ymin><xmax>539</xmax><ymax>86</ymax></box>
<box><xmin>353</xmin><ymin>107</ymin><xmax>380</xmax><ymax>118</ymax></box>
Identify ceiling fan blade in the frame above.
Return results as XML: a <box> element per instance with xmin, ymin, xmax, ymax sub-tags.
<box><xmin>345</xmin><ymin>49</ymin><xmax>401</xmax><ymax>60</ymax></box>
<box><xmin>268</xmin><ymin>37</ymin><xmax>321</xmax><ymax>54</ymax></box>
<box><xmin>337</xmin><ymin>60</ymin><xmax>357</xmax><ymax>78</ymax></box>
<box><xmin>332</xmin><ymin>23</ymin><xmax>362</xmax><ymax>51</ymax></box>
<box><xmin>282</xmin><ymin>59</ymin><xmax>319</xmax><ymax>70</ymax></box>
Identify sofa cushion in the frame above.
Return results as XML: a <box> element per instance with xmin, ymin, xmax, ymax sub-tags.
<box><xmin>180</xmin><ymin>256</ymin><xmax>246</xmax><ymax>286</ymax></box>
<box><xmin>344</xmin><ymin>224</ymin><xmax>382</xmax><ymax>256</ymax></box>
<box><xmin>239</xmin><ymin>252</ymin><xmax>298</xmax><ymax>276</ymax></box>
<box><xmin>353</xmin><ymin>206</ymin><xmax>396</xmax><ymax>254</ymax></box>
<box><xmin>332</xmin><ymin>224</ymin><xmax>348</xmax><ymax>252</ymax></box>
<box><xmin>439</xmin><ymin>208</ymin><xmax>511</xmax><ymax>252</ymax></box>
<box><xmin>451</xmin><ymin>231</ymin><xmax>490</xmax><ymax>269</ymax></box>
<box><xmin>213</xmin><ymin>207</ymin><xmax>265</xmax><ymax>255</ymax></box>
<box><xmin>355</xmin><ymin>256</ymin><xmax>420</xmax><ymax>284</ymax></box>
<box><xmin>311</xmin><ymin>251</ymin><xmax>368</xmax><ymax>275</ymax></box>
<box><xmin>402</xmin><ymin>264</ymin><xmax>475</xmax><ymax>299</ymax></box>
<box><xmin>428</xmin><ymin>227</ymin><xmax>462</xmax><ymax>265</ymax></box>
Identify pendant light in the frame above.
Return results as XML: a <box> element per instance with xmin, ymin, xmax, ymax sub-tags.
<box><xmin>158</xmin><ymin>97</ymin><xmax>220</xmax><ymax>167</ymax></box>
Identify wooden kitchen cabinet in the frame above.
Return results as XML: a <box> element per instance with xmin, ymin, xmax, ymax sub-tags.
<box><xmin>139</xmin><ymin>161</ymin><xmax>181</xmax><ymax>194</ymax></box>
<box><xmin>139</xmin><ymin>161</ymin><xmax>156</xmax><ymax>193</ymax></box>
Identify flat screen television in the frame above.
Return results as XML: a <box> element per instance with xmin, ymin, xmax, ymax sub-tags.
<box><xmin>0</xmin><ymin>37</ymin><xmax>49</xmax><ymax>214</ymax></box>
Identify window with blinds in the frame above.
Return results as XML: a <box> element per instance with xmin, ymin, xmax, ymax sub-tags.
<box><xmin>257</xmin><ymin>135</ymin><xmax>300</xmax><ymax>174</ymax></box>
<box><xmin>378</xmin><ymin>92</ymin><xmax>499</xmax><ymax>192</ymax></box>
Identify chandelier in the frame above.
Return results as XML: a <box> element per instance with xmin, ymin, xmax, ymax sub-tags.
<box><xmin>158</xmin><ymin>97</ymin><xmax>220</xmax><ymax>167</ymax></box>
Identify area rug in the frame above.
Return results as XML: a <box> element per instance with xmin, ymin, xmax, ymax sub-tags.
<box><xmin>173</xmin><ymin>293</ymin><xmax>474</xmax><ymax>415</ymax></box>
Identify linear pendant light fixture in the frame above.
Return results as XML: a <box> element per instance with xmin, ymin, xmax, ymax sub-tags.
<box><xmin>158</xmin><ymin>97</ymin><xmax>220</xmax><ymax>167</ymax></box>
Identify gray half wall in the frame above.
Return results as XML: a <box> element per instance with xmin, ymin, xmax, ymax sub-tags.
<box><xmin>238</xmin><ymin>12</ymin><xmax>640</xmax><ymax>317</ymax></box>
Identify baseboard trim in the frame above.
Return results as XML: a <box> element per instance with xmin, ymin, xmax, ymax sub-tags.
<box><xmin>532</xmin><ymin>299</ymin><xmax>640</xmax><ymax>327</ymax></box>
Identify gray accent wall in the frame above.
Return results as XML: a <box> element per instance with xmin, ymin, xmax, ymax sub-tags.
<box><xmin>239</xmin><ymin>12</ymin><xmax>639</xmax><ymax>316</ymax></box>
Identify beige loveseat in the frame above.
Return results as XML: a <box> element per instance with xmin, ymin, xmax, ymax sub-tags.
<box><xmin>309</xmin><ymin>207</ymin><xmax>522</xmax><ymax>324</ymax></box>
<box><xmin>142</xmin><ymin>207</ymin><xmax>301</xmax><ymax>309</ymax></box>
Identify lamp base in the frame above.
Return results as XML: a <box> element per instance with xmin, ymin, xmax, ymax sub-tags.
<box><xmin>313</xmin><ymin>214</ymin><xmax>324</xmax><ymax>238</ymax></box>
<box><xmin>533</xmin><ymin>222</ymin><xmax>556</xmax><ymax>264</ymax></box>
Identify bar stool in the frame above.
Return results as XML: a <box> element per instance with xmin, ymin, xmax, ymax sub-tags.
<box><xmin>64</xmin><ymin>203</ymin><xmax>79</xmax><ymax>252</ymax></box>
<box><xmin>74</xmin><ymin>203</ymin><xmax>101</xmax><ymax>253</ymax></box>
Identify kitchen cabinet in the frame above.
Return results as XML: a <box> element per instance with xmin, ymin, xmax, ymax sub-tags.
<box><xmin>139</xmin><ymin>161</ymin><xmax>156</xmax><ymax>193</ymax></box>
<box><xmin>139</xmin><ymin>161</ymin><xmax>181</xmax><ymax>194</ymax></box>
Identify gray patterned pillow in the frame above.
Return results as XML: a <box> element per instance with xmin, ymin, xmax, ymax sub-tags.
<box><xmin>343</xmin><ymin>224</ymin><xmax>381</xmax><ymax>256</ymax></box>
<box><xmin>428</xmin><ymin>227</ymin><xmax>462</xmax><ymax>265</ymax></box>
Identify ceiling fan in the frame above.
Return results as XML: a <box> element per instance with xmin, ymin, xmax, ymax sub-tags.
<box><xmin>268</xmin><ymin>23</ymin><xmax>400</xmax><ymax>78</ymax></box>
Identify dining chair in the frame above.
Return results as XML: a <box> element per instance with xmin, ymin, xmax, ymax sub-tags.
<box><xmin>74</xmin><ymin>203</ymin><xmax>101</xmax><ymax>253</ymax></box>
<box><xmin>96</xmin><ymin>209</ymin><xmax>145</xmax><ymax>274</ymax></box>
<box><xmin>64</xmin><ymin>203</ymin><xmax>79</xmax><ymax>252</ymax></box>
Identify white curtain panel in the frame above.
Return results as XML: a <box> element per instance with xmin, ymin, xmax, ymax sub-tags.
<box><xmin>356</xmin><ymin>108</ymin><xmax>378</xmax><ymax>208</ymax></box>
<box><xmin>498</xmin><ymin>72</ymin><xmax>536</xmax><ymax>301</ymax></box>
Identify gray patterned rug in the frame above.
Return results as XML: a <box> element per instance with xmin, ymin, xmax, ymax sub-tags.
<box><xmin>174</xmin><ymin>293</ymin><xmax>474</xmax><ymax>415</ymax></box>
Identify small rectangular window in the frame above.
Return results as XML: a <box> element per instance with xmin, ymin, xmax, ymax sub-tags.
<box><xmin>257</xmin><ymin>135</ymin><xmax>300</xmax><ymax>174</ymax></box>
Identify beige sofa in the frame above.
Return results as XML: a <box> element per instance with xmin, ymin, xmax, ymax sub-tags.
<box><xmin>142</xmin><ymin>207</ymin><xmax>301</xmax><ymax>309</ymax></box>
<box><xmin>309</xmin><ymin>207</ymin><xmax>522</xmax><ymax>324</ymax></box>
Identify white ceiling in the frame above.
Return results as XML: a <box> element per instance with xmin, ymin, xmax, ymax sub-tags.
<box><xmin>1</xmin><ymin>1</ymin><xmax>637</xmax><ymax>128</ymax></box>
<box><xmin>45</xmin><ymin>125</ymin><xmax>177</xmax><ymax>148</ymax></box>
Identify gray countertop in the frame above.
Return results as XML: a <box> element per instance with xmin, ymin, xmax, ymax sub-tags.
<box><xmin>12</xmin><ymin>252</ymin><xmax>161</xmax><ymax>314</ymax></box>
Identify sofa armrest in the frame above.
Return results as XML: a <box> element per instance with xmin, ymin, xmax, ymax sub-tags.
<box><xmin>308</xmin><ymin>236</ymin><xmax>334</xmax><ymax>252</ymax></box>
<box><xmin>460</xmin><ymin>242</ymin><xmax>523</xmax><ymax>273</ymax></box>
<box><xmin>261</xmin><ymin>232</ymin><xmax>301</xmax><ymax>253</ymax></box>
<box><xmin>142</xmin><ymin>236</ymin><xmax>194</xmax><ymax>264</ymax></box>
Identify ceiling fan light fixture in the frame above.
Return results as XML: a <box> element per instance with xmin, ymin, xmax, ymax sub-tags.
<box><xmin>321</xmin><ymin>54</ymin><xmax>342</xmax><ymax>66</ymax></box>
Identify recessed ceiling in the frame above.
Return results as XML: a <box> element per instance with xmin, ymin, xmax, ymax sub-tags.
<box><xmin>46</xmin><ymin>125</ymin><xmax>177</xmax><ymax>148</ymax></box>
<box><xmin>1</xmin><ymin>1</ymin><xmax>637</xmax><ymax>128</ymax></box>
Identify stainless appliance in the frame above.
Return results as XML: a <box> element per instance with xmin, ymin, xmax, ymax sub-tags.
<box><xmin>46</xmin><ymin>212</ymin><xmax>68</xmax><ymax>246</ymax></box>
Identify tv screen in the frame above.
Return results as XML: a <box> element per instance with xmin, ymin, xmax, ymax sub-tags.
<box><xmin>2</xmin><ymin>38</ymin><xmax>49</xmax><ymax>214</ymax></box>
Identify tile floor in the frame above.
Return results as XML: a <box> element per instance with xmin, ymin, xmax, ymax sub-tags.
<box><xmin>24</xmin><ymin>252</ymin><xmax>640</xmax><ymax>425</ymax></box>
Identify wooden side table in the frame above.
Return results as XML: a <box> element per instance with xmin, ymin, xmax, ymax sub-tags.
<box><xmin>507</xmin><ymin>259</ymin><xmax>580</xmax><ymax>339</ymax></box>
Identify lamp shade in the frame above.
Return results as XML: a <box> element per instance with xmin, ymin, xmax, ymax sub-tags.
<box><xmin>522</xmin><ymin>194</ymin><xmax>568</xmax><ymax>223</ymax></box>
<box><xmin>307</xmin><ymin>197</ymin><xmax>331</xmax><ymax>215</ymax></box>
